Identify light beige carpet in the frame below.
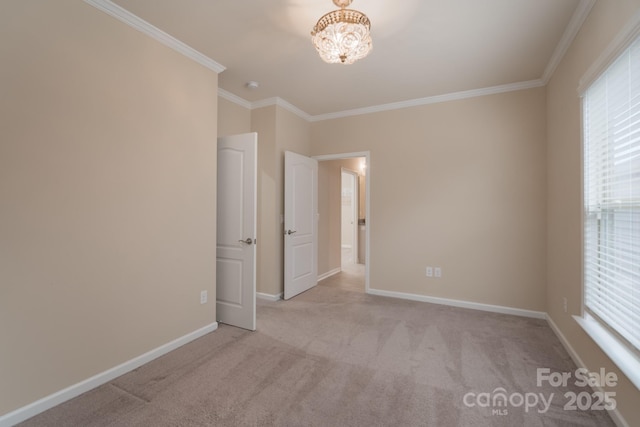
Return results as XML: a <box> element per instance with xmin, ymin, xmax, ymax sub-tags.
<box><xmin>19</xmin><ymin>271</ymin><xmax>614</xmax><ymax>426</ymax></box>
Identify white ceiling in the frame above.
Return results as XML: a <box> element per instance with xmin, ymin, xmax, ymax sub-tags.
<box><xmin>110</xmin><ymin>0</ymin><xmax>589</xmax><ymax>118</ymax></box>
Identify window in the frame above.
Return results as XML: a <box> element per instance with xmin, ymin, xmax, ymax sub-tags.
<box><xmin>581</xmin><ymin>34</ymin><xmax>640</xmax><ymax>379</ymax></box>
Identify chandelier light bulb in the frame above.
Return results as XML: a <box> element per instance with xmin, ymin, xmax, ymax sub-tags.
<box><xmin>311</xmin><ymin>0</ymin><xmax>372</xmax><ymax>65</ymax></box>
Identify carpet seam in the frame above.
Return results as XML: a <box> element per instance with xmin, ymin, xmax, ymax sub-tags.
<box><xmin>108</xmin><ymin>383</ymin><xmax>150</xmax><ymax>404</ymax></box>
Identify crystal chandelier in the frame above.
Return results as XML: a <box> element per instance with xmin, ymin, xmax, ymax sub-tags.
<box><xmin>311</xmin><ymin>0</ymin><xmax>372</xmax><ymax>64</ymax></box>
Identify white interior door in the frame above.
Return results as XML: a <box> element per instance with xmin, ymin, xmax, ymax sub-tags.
<box><xmin>341</xmin><ymin>170</ymin><xmax>358</xmax><ymax>265</ymax></box>
<box><xmin>216</xmin><ymin>133</ymin><xmax>257</xmax><ymax>331</ymax></box>
<box><xmin>284</xmin><ymin>151</ymin><xmax>318</xmax><ymax>300</ymax></box>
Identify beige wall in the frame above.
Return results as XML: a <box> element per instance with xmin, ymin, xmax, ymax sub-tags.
<box><xmin>250</xmin><ymin>106</ymin><xmax>278</xmax><ymax>295</ymax></box>
<box><xmin>9</xmin><ymin>0</ymin><xmax>634</xmax><ymax>421</ymax></box>
<box><xmin>318</xmin><ymin>158</ymin><xmax>363</xmax><ymax>275</ymax></box>
<box><xmin>546</xmin><ymin>0</ymin><xmax>640</xmax><ymax>423</ymax></box>
<box><xmin>218</xmin><ymin>97</ymin><xmax>251</xmax><ymax>137</ymax></box>
<box><xmin>0</xmin><ymin>1</ymin><xmax>219</xmax><ymax>416</ymax></box>
<box><xmin>311</xmin><ymin>88</ymin><xmax>547</xmax><ymax>312</ymax></box>
<box><xmin>246</xmin><ymin>105</ymin><xmax>311</xmax><ymax>296</ymax></box>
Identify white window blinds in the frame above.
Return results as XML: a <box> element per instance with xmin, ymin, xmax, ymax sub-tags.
<box><xmin>583</xmin><ymin>36</ymin><xmax>640</xmax><ymax>354</ymax></box>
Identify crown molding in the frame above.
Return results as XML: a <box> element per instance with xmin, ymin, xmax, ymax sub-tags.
<box><xmin>218</xmin><ymin>80</ymin><xmax>545</xmax><ymax>123</ymax></box>
<box><xmin>251</xmin><ymin>97</ymin><xmax>283</xmax><ymax>110</ymax></box>
<box><xmin>253</xmin><ymin>98</ymin><xmax>313</xmax><ymax>121</ymax></box>
<box><xmin>541</xmin><ymin>0</ymin><xmax>596</xmax><ymax>83</ymax></box>
<box><xmin>218</xmin><ymin>88</ymin><xmax>252</xmax><ymax>109</ymax></box>
<box><xmin>85</xmin><ymin>0</ymin><xmax>592</xmax><ymax>122</ymax></box>
<box><xmin>578</xmin><ymin>9</ymin><xmax>640</xmax><ymax>95</ymax></box>
<box><xmin>84</xmin><ymin>0</ymin><xmax>225</xmax><ymax>74</ymax></box>
<box><xmin>217</xmin><ymin>90</ymin><xmax>313</xmax><ymax>121</ymax></box>
<box><xmin>216</xmin><ymin>1</ymin><xmax>594</xmax><ymax>121</ymax></box>
<box><xmin>308</xmin><ymin>80</ymin><xmax>546</xmax><ymax>122</ymax></box>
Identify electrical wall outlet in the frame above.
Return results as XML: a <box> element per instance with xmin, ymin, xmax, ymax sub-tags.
<box><xmin>426</xmin><ymin>266</ymin><xmax>433</xmax><ymax>277</ymax></box>
<box><xmin>200</xmin><ymin>290</ymin><xmax>208</xmax><ymax>304</ymax></box>
<box><xmin>434</xmin><ymin>267</ymin><xmax>442</xmax><ymax>278</ymax></box>
<box><xmin>562</xmin><ymin>297</ymin><xmax>567</xmax><ymax>313</ymax></box>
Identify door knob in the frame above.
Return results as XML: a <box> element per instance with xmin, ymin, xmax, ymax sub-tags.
<box><xmin>238</xmin><ymin>238</ymin><xmax>254</xmax><ymax>245</ymax></box>
<box><xmin>286</xmin><ymin>230</ymin><xmax>297</xmax><ymax>235</ymax></box>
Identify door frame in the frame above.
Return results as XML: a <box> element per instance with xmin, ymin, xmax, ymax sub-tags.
<box><xmin>313</xmin><ymin>151</ymin><xmax>370</xmax><ymax>293</ymax></box>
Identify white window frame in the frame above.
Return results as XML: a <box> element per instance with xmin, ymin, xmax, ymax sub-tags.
<box><xmin>576</xmin><ymin>13</ymin><xmax>640</xmax><ymax>391</ymax></box>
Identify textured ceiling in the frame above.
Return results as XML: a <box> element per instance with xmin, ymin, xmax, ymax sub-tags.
<box><xmin>112</xmin><ymin>0</ymin><xmax>585</xmax><ymax>117</ymax></box>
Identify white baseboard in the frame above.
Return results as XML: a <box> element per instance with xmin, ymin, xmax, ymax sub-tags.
<box><xmin>546</xmin><ymin>315</ymin><xmax>629</xmax><ymax>427</ymax></box>
<box><xmin>365</xmin><ymin>290</ymin><xmax>633</xmax><ymax>422</ymax></box>
<box><xmin>256</xmin><ymin>292</ymin><xmax>282</xmax><ymax>301</ymax></box>
<box><xmin>318</xmin><ymin>267</ymin><xmax>341</xmax><ymax>282</ymax></box>
<box><xmin>545</xmin><ymin>315</ymin><xmax>589</xmax><ymax>377</ymax></box>
<box><xmin>367</xmin><ymin>288</ymin><xmax>546</xmax><ymax>319</ymax></box>
<box><xmin>0</xmin><ymin>322</ymin><xmax>218</xmax><ymax>427</ymax></box>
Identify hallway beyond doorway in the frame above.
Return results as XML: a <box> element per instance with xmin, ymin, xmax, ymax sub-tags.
<box><xmin>314</xmin><ymin>151</ymin><xmax>370</xmax><ymax>294</ymax></box>
<box><xmin>318</xmin><ymin>262</ymin><xmax>365</xmax><ymax>293</ymax></box>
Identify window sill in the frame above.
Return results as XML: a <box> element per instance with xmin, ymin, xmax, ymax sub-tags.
<box><xmin>573</xmin><ymin>314</ymin><xmax>640</xmax><ymax>391</ymax></box>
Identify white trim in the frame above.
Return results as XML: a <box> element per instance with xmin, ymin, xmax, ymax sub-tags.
<box><xmin>218</xmin><ymin>80</ymin><xmax>545</xmax><ymax>123</ymax></box>
<box><xmin>252</xmin><ymin>98</ymin><xmax>313</xmax><ymax>122</ymax></box>
<box><xmin>218</xmin><ymin>89</ymin><xmax>253</xmax><ymax>109</ymax></box>
<box><xmin>546</xmin><ymin>314</ymin><xmax>588</xmax><ymax>370</ymax></box>
<box><xmin>313</xmin><ymin>151</ymin><xmax>371</xmax><ymax>294</ymax></box>
<box><xmin>217</xmin><ymin>0</ymin><xmax>598</xmax><ymax>123</ymax></box>
<box><xmin>84</xmin><ymin>0</ymin><xmax>591</xmax><ymax>121</ymax></box>
<box><xmin>367</xmin><ymin>288</ymin><xmax>546</xmax><ymax>319</ymax></box>
<box><xmin>218</xmin><ymin>89</ymin><xmax>252</xmax><ymax>109</ymax></box>
<box><xmin>251</xmin><ymin>97</ymin><xmax>281</xmax><ymax>110</ymax></box>
<box><xmin>313</xmin><ymin>151</ymin><xmax>370</xmax><ymax>162</ymax></box>
<box><xmin>217</xmin><ymin>92</ymin><xmax>313</xmax><ymax>122</ymax></box>
<box><xmin>318</xmin><ymin>267</ymin><xmax>341</xmax><ymax>282</ymax></box>
<box><xmin>573</xmin><ymin>314</ymin><xmax>640</xmax><ymax>392</ymax></box>
<box><xmin>308</xmin><ymin>80</ymin><xmax>545</xmax><ymax>122</ymax></box>
<box><xmin>0</xmin><ymin>322</ymin><xmax>218</xmax><ymax>427</ymax></box>
<box><xmin>542</xmin><ymin>0</ymin><xmax>596</xmax><ymax>83</ymax></box>
<box><xmin>256</xmin><ymin>292</ymin><xmax>283</xmax><ymax>301</ymax></box>
<box><xmin>547</xmin><ymin>315</ymin><xmax>630</xmax><ymax>427</ymax></box>
<box><xmin>83</xmin><ymin>0</ymin><xmax>225</xmax><ymax>74</ymax></box>
<box><xmin>578</xmin><ymin>9</ymin><xmax>640</xmax><ymax>95</ymax></box>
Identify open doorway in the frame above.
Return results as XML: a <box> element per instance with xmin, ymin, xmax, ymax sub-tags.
<box><xmin>314</xmin><ymin>152</ymin><xmax>370</xmax><ymax>292</ymax></box>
